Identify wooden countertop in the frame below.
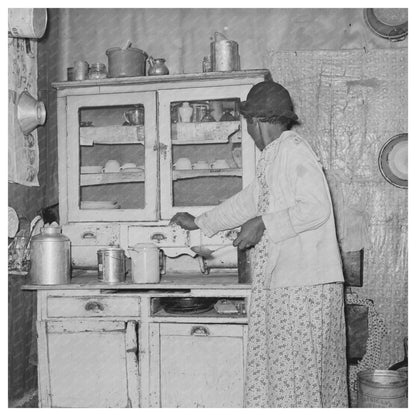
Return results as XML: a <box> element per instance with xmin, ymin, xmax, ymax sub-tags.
<box><xmin>22</xmin><ymin>271</ymin><xmax>251</xmax><ymax>291</ymax></box>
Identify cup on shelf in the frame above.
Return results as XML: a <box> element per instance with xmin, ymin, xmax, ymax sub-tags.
<box><xmin>192</xmin><ymin>104</ymin><xmax>209</xmax><ymax>123</ymax></box>
<box><xmin>173</xmin><ymin>157</ymin><xmax>192</xmax><ymax>170</ymax></box>
<box><xmin>210</xmin><ymin>159</ymin><xmax>230</xmax><ymax>169</ymax></box>
<box><xmin>124</xmin><ymin>107</ymin><xmax>144</xmax><ymax>125</ymax></box>
<box><xmin>192</xmin><ymin>160</ymin><xmax>210</xmax><ymax>170</ymax></box>
<box><xmin>103</xmin><ymin>160</ymin><xmax>121</xmax><ymax>173</ymax></box>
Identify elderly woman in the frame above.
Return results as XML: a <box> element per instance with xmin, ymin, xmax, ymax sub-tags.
<box><xmin>170</xmin><ymin>81</ymin><xmax>348</xmax><ymax>408</ymax></box>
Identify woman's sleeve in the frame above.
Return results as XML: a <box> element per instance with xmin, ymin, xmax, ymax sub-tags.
<box><xmin>195</xmin><ymin>180</ymin><xmax>259</xmax><ymax>237</ymax></box>
<box><xmin>262</xmin><ymin>142</ymin><xmax>331</xmax><ymax>243</ymax></box>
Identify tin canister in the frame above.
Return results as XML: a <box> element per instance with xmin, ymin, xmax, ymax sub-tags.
<box><xmin>210</xmin><ymin>40</ymin><xmax>240</xmax><ymax>72</ymax></box>
<box><xmin>73</xmin><ymin>60</ymin><xmax>89</xmax><ymax>81</ymax></box>
<box><xmin>100</xmin><ymin>247</ymin><xmax>126</xmax><ymax>284</ymax></box>
<box><xmin>357</xmin><ymin>370</ymin><xmax>408</xmax><ymax>408</ymax></box>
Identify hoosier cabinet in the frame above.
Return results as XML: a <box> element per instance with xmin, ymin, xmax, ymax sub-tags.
<box><xmin>27</xmin><ymin>70</ymin><xmax>270</xmax><ymax>407</ymax></box>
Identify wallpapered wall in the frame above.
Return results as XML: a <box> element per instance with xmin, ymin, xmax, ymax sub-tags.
<box><xmin>35</xmin><ymin>8</ymin><xmax>407</xmax><ymax>368</ymax></box>
<box><xmin>8</xmin><ymin>38</ymin><xmax>47</xmax><ymax>221</ymax></box>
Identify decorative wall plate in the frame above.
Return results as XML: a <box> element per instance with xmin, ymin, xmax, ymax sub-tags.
<box><xmin>378</xmin><ymin>133</ymin><xmax>408</xmax><ymax>188</ymax></box>
<box><xmin>8</xmin><ymin>207</ymin><xmax>19</xmax><ymax>238</ymax></box>
<box><xmin>364</xmin><ymin>8</ymin><xmax>408</xmax><ymax>41</ymax></box>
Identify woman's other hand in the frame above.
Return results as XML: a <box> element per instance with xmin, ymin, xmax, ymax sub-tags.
<box><xmin>169</xmin><ymin>212</ymin><xmax>199</xmax><ymax>230</ymax></box>
<box><xmin>233</xmin><ymin>216</ymin><xmax>265</xmax><ymax>250</ymax></box>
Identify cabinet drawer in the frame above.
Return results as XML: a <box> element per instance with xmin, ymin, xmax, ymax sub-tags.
<box><xmin>159</xmin><ymin>323</ymin><xmax>243</xmax><ymax>337</ymax></box>
<box><xmin>46</xmin><ymin>295</ymin><xmax>140</xmax><ymax>318</ymax></box>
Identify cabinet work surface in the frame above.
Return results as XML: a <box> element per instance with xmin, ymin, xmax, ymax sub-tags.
<box><xmin>23</xmin><ymin>272</ymin><xmax>250</xmax><ymax>291</ymax></box>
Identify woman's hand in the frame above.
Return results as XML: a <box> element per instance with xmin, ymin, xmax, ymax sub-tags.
<box><xmin>233</xmin><ymin>216</ymin><xmax>265</xmax><ymax>250</ymax></box>
<box><xmin>169</xmin><ymin>212</ymin><xmax>199</xmax><ymax>230</ymax></box>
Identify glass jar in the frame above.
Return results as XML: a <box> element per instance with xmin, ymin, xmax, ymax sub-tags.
<box><xmin>88</xmin><ymin>63</ymin><xmax>107</xmax><ymax>80</ymax></box>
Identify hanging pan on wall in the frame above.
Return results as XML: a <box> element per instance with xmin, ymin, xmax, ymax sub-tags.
<box><xmin>363</xmin><ymin>8</ymin><xmax>408</xmax><ymax>41</ymax></box>
<box><xmin>378</xmin><ymin>133</ymin><xmax>408</xmax><ymax>189</ymax></box>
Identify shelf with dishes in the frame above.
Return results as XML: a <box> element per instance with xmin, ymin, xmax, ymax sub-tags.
<box><xmin>172</xmin><ymin>168</ymin><xmax>242</xmax><ymax>181</ymax></box>
<box><xmin>80</xmin><ymin>170</ymin><xmax>144</xmax><ymax>186</ymax></box>
<box><xmin>171</xmin><ymin>121</ymin><xmax>241</xmax><ymax>144</ymax></box>
<box><xmin>80</xmin><ymin>125</ymin><xmax>145</xmax><ymax>146</ymax></box>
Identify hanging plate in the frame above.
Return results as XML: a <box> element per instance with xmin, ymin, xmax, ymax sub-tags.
<box><xmin>364</xmin><ymin>8</ymin><xmax>408</xmax><ymax>41</ymax></box>
<box><xmin>378</xmin><ymin>133</ymin><xmax>408</xmax><ymax>188</ymax></box>
<box><xmin>8</xmin><ymin>207</ymin><xmax>19</xmax><ymax>238</ymax></box>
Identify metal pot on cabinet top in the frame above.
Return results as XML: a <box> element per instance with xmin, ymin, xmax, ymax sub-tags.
<box><xmin>106</xmin><ymin>46</ymin><xmax>148</xmax><ymax>78</ymax></box>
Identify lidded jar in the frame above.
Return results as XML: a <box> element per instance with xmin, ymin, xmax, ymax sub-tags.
<box><xmin>30</xmin><ymin>224</ymin><xmax>71</xmax><ymax>285</ymax></box>
<box><xmin>88</xmin><ymin>63</ymin><xmax>107</xmax><ymax>79</ymax></box>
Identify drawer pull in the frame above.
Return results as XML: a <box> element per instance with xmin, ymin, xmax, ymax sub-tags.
<box><xmin>151</xmin><ymin>233</ymin><xmax>166</xmax><ymax>243</ymax></box>
<box><xmin>190</xmin><ymin>326</ymin><xmax>210</xmax><ymax>336</ymax></box>
<box><xmin>84</xmin><ymin>301</ymin><xmax>104</xmax><ymax>312</ymax></box>
<box><xmin>81</xmin><ymin>231</ymin><xmax>96</xmax><ymax>240</ymax></box>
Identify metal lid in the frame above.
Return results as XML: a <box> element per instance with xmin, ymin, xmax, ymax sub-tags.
<box><xmin>41</xmin><ymin>225</ymin><xmax>62</xmax><ymax>235</ymax></box>
<box><xmin>99</xmin><ymin>245</ymin><xmax>123</xmax><ymax>252</ymax></box>
<box><xmin>105</xmin><ymin>47</ymin><xmax>148</xmax><ymax>57</ymax></box>
<box><xmin>132</xmin><ymin>243</ymin><xmax>159</xmax><ymax>251</ymax></box>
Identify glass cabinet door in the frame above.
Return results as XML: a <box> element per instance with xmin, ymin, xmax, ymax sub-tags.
<box><xmin>159</xmin><ymin>85</ymin><xmax>256</xmax><ymax>220</ymax></box>
<box><xmin>66</xmin><ymin>92</ymin><xmax>158</xmax><ymax>222</ymax></box>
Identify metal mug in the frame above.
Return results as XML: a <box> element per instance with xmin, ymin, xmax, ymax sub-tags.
<box><xmin>100</xmin><ymin>247</ymin><xmax>126</xmax><ymax>284</ymax></box>
<box><xmin>73</xmin><ymin>61</ymin><xmax>89</xmax><ymax>81</ymax></box>
<box><xmin>124</xmin><ymin>107</ymin><xmax>144</xmax><ymax>125</ymax></box>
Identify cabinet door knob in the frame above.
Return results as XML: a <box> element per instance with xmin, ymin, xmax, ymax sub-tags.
<box><xmin>190</xmin><ymin>326</ymin><xmax>210</xmax><ymax>336</ymax></box>
<box><xmin>84</xmin><ymin>300</ymin><xmax>104</xmax><ymax>312</ymax></box>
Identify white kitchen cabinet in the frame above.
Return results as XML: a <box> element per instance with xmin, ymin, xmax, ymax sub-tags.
<box><xmin>53</xmin><ymin>71</ymin><xmax>269</xmax><ymax>225</ymax></box>
<box><xmin>39</xmin><ymin>319</ymin><xmax>139</xmax><ymax>408</ymax></box>
<box><xmin>149</xmin><ymin>322</ymin><xmax>247</xmax><ymax>408</ymax></box>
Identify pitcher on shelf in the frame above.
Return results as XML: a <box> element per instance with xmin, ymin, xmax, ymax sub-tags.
<box><xmin>147</xmin><ymin>57</ymin><xmax>169</xmax><ymax>76</ymax></box>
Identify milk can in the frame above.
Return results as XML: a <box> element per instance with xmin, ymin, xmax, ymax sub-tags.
<box><xmin>30</xmin><ymin>225</ymin><xmax>71</xmax><ymax>284</ymax></box>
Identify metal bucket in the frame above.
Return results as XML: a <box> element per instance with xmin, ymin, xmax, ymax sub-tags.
<box><xmin>8</xmin><ymin>8</ymin><xmax>47</xmax><ymax>39</ymax></box>
<box><xmin>357</xmin><ymin>370</ymin><xmax>408</xmax><ymax>408</ymax></box>
<box><xmin>106</xmin><ymin>47</ymin><xmax>148</xmax><ymax>78</ymax></box>
<box><xmin>210</xmin><ymin>40</ymin><xmax>240</xmax><ymax>72</ymax></box>
<box><xmin>100</xmin><ymin>247</ymin><xmax>126</xmax><ymax>284</ymax></box>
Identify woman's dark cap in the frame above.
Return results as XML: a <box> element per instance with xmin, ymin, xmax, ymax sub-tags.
<box><xmin>240</xmin><ymin>81</ymin><xmax>298</xmax><ymax>121</ymax></box>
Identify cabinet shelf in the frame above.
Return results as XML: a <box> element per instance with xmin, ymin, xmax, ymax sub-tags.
<box><xmin>80</xmin><ymin>125</ymin><xmax>145</xmax><ymax>146</ymax></box>
<box><xmin>172</xmin><ymin>168</ymin><xmax>242</xmax><ymax>181</ymax></box>
<box><xmin>80</xmin><ymin>171</ymin><xmax>144</xmax><ymax>186</ymax></box>
<box><xmin>172</xmin><ymin>136</ymin><xmax>241</xmax><ymax>145</ymax></box>
<box><xmin>171</xmin><ymin>121</ymin><xmax>240</xmax><ymax>143</ymax></box>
